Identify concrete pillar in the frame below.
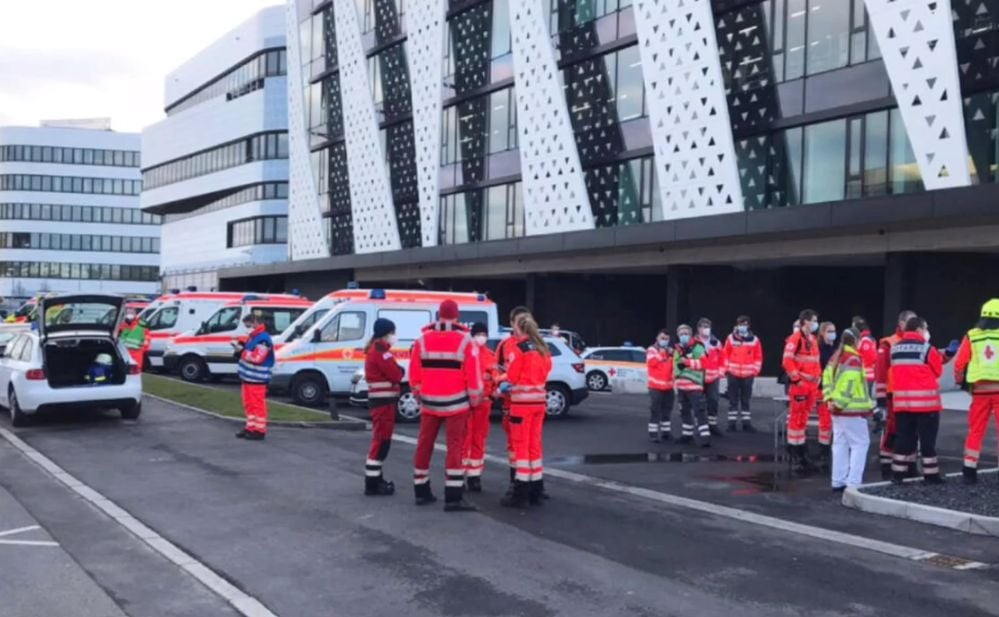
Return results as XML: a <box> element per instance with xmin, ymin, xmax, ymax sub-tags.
<box><xmin>665</xmin><ymin>266</ymin><xmax>685</xmax><ymax>334</ymax></box>
<box><xmin>525</xmin><ymin>273</ymin><xmax>537</xmax><ymax>312</ymax></box>
<box><xmin>882</xmin><ymin>253</ymin><xmax>910</xmax><ymax>333</ymax></box>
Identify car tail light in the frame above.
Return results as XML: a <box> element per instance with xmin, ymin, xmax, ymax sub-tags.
<box><xmin>571</xmin><ymin>363</ymin><xmax>584</xmax><ymax>374</ymax></box>
<box><xmin>128</xmin><ymin>363</ymin><xmax>142</xmax><ymax>375</ymax></box>
<box><xmin>25</xmin><ymin>369</ymin><xmax>46</xmax><ymax>380</ymax></box>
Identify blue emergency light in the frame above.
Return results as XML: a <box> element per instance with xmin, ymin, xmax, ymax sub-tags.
<box><xmin>369</xmin><ymin>289</ymin><xmax>386</xmax><ymax>300</ymax></box>
<box><xmin>186</xmin><ymin>286</ymin><xmax>198</xmax><ymax>292</ymax></box>
<box><xmin>170</xmin><ymin>288</ymin><xmax>181</xmax><ymax>294</ymax></box>
<box><xmin>476</xmin><ymin>294</ymin><xmax>486</xmax><ymax>301</ymax></box>
<box><xmin>242</xmin><ymin>294</ymin><xmax>262</xmax><ymax>302</ymax></box>
<box><xmin>346</xmin><ymin>281</ymin><xmax>360</xmax><ymax>289</ymax></box>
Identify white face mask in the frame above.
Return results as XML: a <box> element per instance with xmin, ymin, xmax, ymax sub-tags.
<box><xmin>474</xmin><ymin>334</ymin><xmax>488</xmax><ymax>346</ymax></box>
<box><xmin>700</xmin><ymin>327</ymin><xmax>711</xmax><ymax>338</ymax></box>
<box><xmin>923</xmin><ymin>330</ymin><xmax>931</xmax><ymax>342</ymax></box>
<box><xmin>809</xmin><ymin>321</ymin><xmax>819</xmax><ymax>333</ymax></box>
<box><xmin>387</xmin><ymin>334</ymin><xmax>398</xmax><ymax>346</ymax></box>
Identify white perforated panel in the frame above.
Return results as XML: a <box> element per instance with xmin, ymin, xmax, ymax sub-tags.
<box><xmin>285</xmin><ymin>0</ymin><xmax>330</xmax><ymax>260</ymax></box>
<box><xmin>407</xmin><ymin>0</ymin><xmax>446</xmax><ymax>248</ymax></box>
<box><xmin>865</xmin><ymin>0</ymin><xmax>972</xmax><ymax>189</ymax></box>
<box><xmin>633</xmin><ymin>0</ymin><xmax>744</xmax><ymax>219</ymax></box>
<box><xmin>335</xmin><ymin>0</ymin><xmax>402</xmax><ymax>254</ymax></box>
<box><xmin>508</xmin><ymin>0</ymin><xmax>594</xmax><ymax>235</ymax></box>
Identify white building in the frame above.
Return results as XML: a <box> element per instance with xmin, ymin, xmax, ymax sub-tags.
<box><xmin>0</xmin><ymin>121</ymin><xmax>160</xmax><ymax>300</ymax></box>
<box><xmin>140</xmin><ymin>5</ymin><xmax>289</xmax><ymax>292</ymax></box>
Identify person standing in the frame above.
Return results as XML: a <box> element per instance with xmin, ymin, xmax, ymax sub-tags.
<box><xmin>889</xmin><ymin>316</ymin><xmax>944</xmax><ymax>485</ymax></box>
<box><xmin>954</xmin><ymin>299</ymin><xmax>999</xmax><ymax>484</ymax></box>
<box><xmin>235</xmin><ymin>313</ymin><xmax>274</xmax><ymax>441</ymax></box>
<box><xmin>875</xmin><ymin>310</ymin><xmax>918</xmax><ymax>479</ymax></box>
<box><xmin>814</xmin><ymin>322</ymin><xmax>838</xmax><ymax>465</ymax></box>
<box><xmin>782</xmin><ymin>309</ymin><xmax>822</xmax><ymax>475</ymax></box>
<box><xmin>500</xmin><ymin>314</ymin><xmax>553</xmax><ymax>508</ymax></box>
<box><xmin>852</xmin><ymin>316</ymin><xmax>878</xmax><ymax>388</ymax></box>
<box><xmin>464</xmin><ymin>322</ymin><xmax>498</xmax><ymax>492</ymax></box>
<box><xmin>646</xmin><ymin>329</ymin><xmax>675</xmax><ymax>442</ymax></box>
<box><xmin>409</xmin><ymin>300</ymin><xmax>483</xmax><ymax>511</ymax></box>
<box><xmin>674</xmin><ymin>324</ymin><xmax>711</xmax><ymax>447</ymax></box>
<box><xmin>119</xmin><ymin>310</ymin><xmax>149</xmax><ymax>368</ymax></box>
<box><xmin>822</xmin><ymin>328</ymin><xmax>874</xmax><ymax>491</ymax></box>
<box><xmin>723</xmin><ymin>315</ymin><xmax>762</xmax><ymax>432</ymax></box>
<box><xmin>363</xmin><ymin>318</ymin><xmax>404</xmax><ymax>496</ymax></box>
<box><xmin>697</xmin><ymin>318</ymin><xmax>725</xmax><ymax>436</ymax></box>
<box><xmin>497</xmin><ymin>306</ymin><xmax>531</xmax><ymax>491</ymax></box>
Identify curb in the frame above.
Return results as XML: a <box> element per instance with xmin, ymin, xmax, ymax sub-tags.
<box><xmin>842</xmin><ymin>469</ymin><xmax>999</xmax><ymax>537</ymax></box>
<box><xmin>143</xmin><ymin>394</ymin><xmax>368</xmax><ymax>431</ymax></box>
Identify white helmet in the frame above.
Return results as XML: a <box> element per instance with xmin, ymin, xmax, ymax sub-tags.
<box><xmin>96</xmin><ymin>353</ymin><xmax>113</xmax><ymax>366</ymax></box>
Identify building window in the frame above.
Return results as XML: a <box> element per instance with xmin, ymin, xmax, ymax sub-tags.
<box><xmin>484</xmin><ymin>182</ymin><xmax>524</xmax><ymax>241</ymax></box>
<box><xmin>0</xmin><ymin>145</ymin><xmax>140</xmax><ymax>167</ymax></box>
<box><xmin>0</xmin><ymin>203</ymin><xmax>160</xmax><ymax>224</ymax></box>
<box><xmin>142</xmin><ymin>131</ymin><xmax>287</xmax><ymax>189</ymax></box>
<box><xmin>227</xmin><ymin>216</ymin><xmax>289</xmax><ymax>248</ymax></box>
<box><xmin>0</xmin><ymin>174</ymin><xmax>141</xmax><ymax>195</ymax></box>
<box><xmin>166</xmin><ymin>48</ymin><xmax>287</xmax><ymax>115</ymax></box>
<box><xmin>0</xmin><ymin>232</ymin><xmax>158</xmax><ymax>253</ymax></box>
<box><xmin>0</xmin><ymin>261</ymin><xmax>158</xmax><ymax>281</ymax></box>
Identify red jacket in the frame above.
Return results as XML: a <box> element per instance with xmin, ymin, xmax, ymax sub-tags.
<box><xmin>874</xmin><ymin>331</ymin><xmax>903</xmax><ymax>399</ymax></box>
<box><xmin>478</xmin><ymin>343</ymin><xmax>499</xmax><ymax>398</ymax></box>
<box><xmin>782</xmin><ymin>331</ymin><xmax>821</xmax><ymax>386</ymax></box>
<box><xmin>857</xmin><ymin>330</ymin><xmax>878</xmax><ymax>383</ymax></box>
<box><xmin>954</xmin><ymin>335</ymin><xmax>999</xmax><ymax>394</ymax></box>
<box><xmin>701</xmin><ymin>337</ymin><xmax>725</xmax><ymax>384</ymax></box>
<box><xmin>723</xmin><ymin>333</ymin><xmax>762</xmax><ymax>378</ymax></box>
<box><xmin>646</xmin><ymin>345</ymin><xmax>675</xmax><ymax>391</ymax></box>
<box><xmin>506</xmin><ymin>336</ymin><xmax>552</xmax><ymax>411</ymax></box>
<box><xmin>888</xmin><ymin>332</ymin><xmax>942</xmax><ymax>413</ymax></box>
<box><xmin>365</xmin><ymin>340</ymin><xmax>404</xmax><ymax>408</ymax></box>
<box><xmin>409</xmin><ymin>322</ymin><xmax>482</xmax><ymax>416</ymax></box>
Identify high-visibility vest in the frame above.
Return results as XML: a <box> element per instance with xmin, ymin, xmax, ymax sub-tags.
<box><xmin>674</xmin><ymin>342</ymin><xmax>706</xmax><ymax>390</ymax></box>
<box><xmin>967</xmin><ymin>328</ymin><xmax>999</xmax><ymax>383</ymax></box>
<box><xmin>822</xmin><ymin>347</ymin><xmax>874</xmax><ymax>415</ymax></box>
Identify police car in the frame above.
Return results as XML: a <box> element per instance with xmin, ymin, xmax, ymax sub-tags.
<box><xmin>581</xmin><ymin>346</ymin><xmax>648</xmax><ymax>391</ymax></box>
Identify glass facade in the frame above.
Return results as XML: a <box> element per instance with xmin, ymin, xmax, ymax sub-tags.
<box><xmin>0</xmin><ymin>174</ymin><xmax>141</xmax><ymax>196</ymax></box>
<box><xmin>228</xmin><ymin>215</ymin><xmax>289</xmax><ymax>247</ymax></box>
<box><xmin>0</xmin><ymin>232</ymin><xmax>159</xmax><ymax>254</ymax></box>
<box><xmin>0</xmin><ymin>202</ymin><xmax>160</xmax><ymax>224</ymax></box>
<box><xmin>0</xmin><ymin>261</ymin><xmax>158</xmax><ymax>282</ymax></box>
<box><xmin>142</xmin><ymin>132</ymin><xmax>288</xmax><ymax>189</ymax></box>
<box><xmin>0</xmin><ymin>145</ymin><xmax>140</xmax><ymax>167</ymax></box>
<box><xmin>166</xmin><ymin>48</ymin><xmax>287</xmax><ymax>115</ymax></box>
<box><xmin>163</xmin><ymin>182</ymin><xmax>289</xmax><ymax>223</ymax></box>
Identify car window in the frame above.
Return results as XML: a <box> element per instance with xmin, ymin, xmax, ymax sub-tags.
<box><xmin>378</xmin><ymin>309</ymin><xmax>432</xmax><ymax>340</ymax></box>
<box><xmin>284</xmin><ymin>308</ymin><xmax>329</xmax><ymax>341</ymax></box>
<box><xmin>320</xmin><ymin>311</ymin><xmax>366</xmax><ymax>342</ymax></box>
<box><xmin>254</xmin><ymin>308</ymin><xmax>306</xmax><ymax>335</ymax></box>
<box><xmin>547</xmin><ymin>342</ymin><xmax>562</xmax><ymax>357</ymax></box>
<box><xmin>6</xmin><ymin>335</ymin><xmax>27</xmax><ymax>360</ymax></box>
<box><xmin>602</xmin><ymin>349</ymin><xmax>630</xmax><ymax>362</ymax></box>
<box><xmin>203</xmin><ymin>307</ymin><xmax>241</xmax><ymax>333</ymax></box>
<box><xmin>630</xmin><ymin>350</ymin><xmax>646</xmax><ymax>363</ymax></box>
<box><xmin>586</xmin><ymin>352</ymin><xmax>603</xmax><ymax>360</ymax></box>
<box><xmin>457</xmin><ymin>310</ymin><xmax>488</xmax><ymax>330</ymax></box>
<box><xmin>147</xmin><ymin>307</ymin><xmax>178</xmax><ymax>330</ymax></box>
<box><xmin>16</xmin><ymin>337</ymin><xmax>34</xmax><ymax>362</ymax></box>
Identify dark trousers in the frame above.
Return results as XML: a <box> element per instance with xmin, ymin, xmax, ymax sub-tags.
<box><xmin>648</xmin><ymin>389</ymin><xmax>675</xmax><ymax>435</ymax></box>
<box><xmin>727</xmin><ymin>376</ymin><xmax>754</xmax><ymax>422</ymax></box>
<box><xmin>678</xmin><ymin>389</ymin><xmax>710</xmax><ymax>438</ymax></box>
<box><xmin>892</xmin><ymin>412</ymin><xmax>940</xmax><ymax>477</ymax></box>
<box><xmin>704</xmin><ymin>380</ymin><xmax>720</xmax><ymax>425</ymax></box>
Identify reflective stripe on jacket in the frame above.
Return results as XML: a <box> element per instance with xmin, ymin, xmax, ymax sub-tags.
<box><xmin>507</xmin><ymin>337</ymin><xmax>551</xmax><ymax>409</ymax></box>
<box><xmin>723</xmin><ymin>333</ymin><xmax>762</xmax><ymax>378</ymax></box>
<box><xmin>365</xmin><ymin>340</ymin><xmax>404</xmax><ymax>408</ymax></box>
<box><xmin>782</xmin><ymin>331</ymin><xmax>820</xmax><ymax>384</ymax></box>
<box><xmin>674</xmin><ymin>342</ymin><xmax>706</xmax><ymax>391</ymax></box>
<box><xmin>954</xmin><ymin>332</ymin><xmax>999</xmax><ymax>393</ymax></box>
<box><xmin>889</xmin><ymin>332</ymin><xmax>942</xmax><ymax>413</ymax></box>
<box><xmin>874</xmin><ymin>332</ymin><xmax>902</xmax><ymax>398</ymax></box>
<box><xmin>409</xmin><ymin>321</ymin><xmax>482</xmax><ymax>416</ymax></box>
<box><xmin>857</xmin><ymin>331</ymin><xmax>878</xmax><ymax>383</ymax></box>
<box><xmin>646</xmin><ymin>345</ymin><xmax>675</xmax><ymax>391</ymax></box>
<box><xmin>822</xmin><ymin>347</ymin><xmax>874</xmax><ymax>416</ymax></box>
<box><xmin>238</xmin><ymin>325</ymin><xmax>274</xmax><ymax>384</ymax></box>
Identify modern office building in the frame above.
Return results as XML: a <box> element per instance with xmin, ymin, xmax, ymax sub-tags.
<box><xmin>222</xmin><ymin>0</ymin><xmax>999</xmax><ymax>370</ymax></box>
<box><xmin>0</xmin><ymin>121</ymin><xmax>160</xmax><ymax>300</ymax></box>
<box><xmin>140</xmin><ymin>6</ymin><xmax>290</xmax><ymax>291</ymax></box>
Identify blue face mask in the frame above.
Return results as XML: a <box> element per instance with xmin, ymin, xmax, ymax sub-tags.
<box><xmin>825</xmin><ymin>332</ymin><xmax>836</xmax><ymax>344</ymax></box>
<box><xmin>679</xmin><ymin>334</ymin><xmax>691</xmax><ymax>346</ymax></box>
<box><xmin>736</xmin><ymin>325</ymin><xmax>749</xmax><ymax>335</ymax></box>
<box><xmin>657</xmin><ymin>339</ymin><xmax>670</xmax><ymax>348</ymax></box>
<box><xmin>809</xmin><ymin>321</ymin><xmax>819</xmax><ymax>333</ymax></box>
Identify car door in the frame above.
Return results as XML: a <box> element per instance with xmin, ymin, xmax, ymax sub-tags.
<box><xmin>0</xmin><ymin>334</ymin><xmax>24</xmax><ymax>406</ymax></box>
<box><xmin>317</xmin><ymin>308</ymin><xmax>369</xmax><ymax>393</ymax></box>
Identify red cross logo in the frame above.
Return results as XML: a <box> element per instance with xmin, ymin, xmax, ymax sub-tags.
<box><xmin>986</xmin><ymin>345</ymin><xmax>995</xmax><ymax>361</ymax></box>
<box><xmin>608</xmin><ymin>367</ymin><xmax>618</xmax><ymax>377</ymax></box>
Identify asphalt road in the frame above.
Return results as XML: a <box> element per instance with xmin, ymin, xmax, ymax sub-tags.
<box><xmin>0</xmin><ymin>391</ymin><xmax>996</xmax><ymax>617</ymax></box>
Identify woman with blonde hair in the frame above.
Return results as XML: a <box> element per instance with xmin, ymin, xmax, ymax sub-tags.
<box><xmin>822</xmin><ymin>328</ymin><xmax>874</xmax><ymax>491</ymax></box>
<box><xmin>499</xmin><ymin>312</ymin><xmax>551</xmax><ymax>508</ymax></box>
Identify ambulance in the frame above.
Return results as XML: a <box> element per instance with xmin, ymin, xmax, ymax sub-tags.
<box><xmin>142</xmin><ymin>291</ymin><xmax>301</xmax><ymax>370</ymax></box>
<box><xmin>162</xmin><ymin>295</ymin><xmax>313</xmax><ymax>381</ymax></box>
<box><xmin>581</xmin><ymin>346</ymin><xmax>649</xmax><ymax>391</ymax></box>
<box><xmin>271</xmin><ymin>289</ymin><xmax>499</xmax><ymax>407</ymax></box>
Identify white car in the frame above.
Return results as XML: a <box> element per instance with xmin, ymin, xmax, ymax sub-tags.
<box><xmin>581</xmin><ymin>346</ymin><xmax>649</xmax><ymax>391</ymax></box>
<box><xmin>349</xmin><ymin>336</ymin><xmax>588</xmax><ymax>421</ymax></box>
<box><xmin>0</xmin><ymin>295</ymin><xmax>142</xmax><ymax>427</ymax></box>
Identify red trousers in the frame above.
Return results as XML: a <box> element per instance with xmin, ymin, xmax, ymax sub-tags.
<box><xmin>413</xmin><ymin>412</ymin><xmax>469</xmax><ymax>491</ymax></box>
<box><xmin>787</xmin><ymin>382</ymin><xmax>818</xmax><ymax>445</ymax></box>
<box><xmin>964</xmin><ymin>393</ymin><xmax>999</xmax><ymax>469</ymax></box>
<box><xmin>366</xmin><ymin>404</ymin><xmax>396</xmax><ymax>479</ymax></box>
<box><xmin>463</xmin><ymin>401</ymin><xmax>492</xmax><ymax>477</ymax></box>
<box><xmin>508</xmin><ymin>404</ymin><xmax>545</xmax><ymax>482</ymax></box>
<box><xmin>816</xmin><ymin>401</ymin><xmax>832</xmax><ymax>446</ymax></box>
<box><xmin>241</xmin><ymin>383</ymin><xmax>268</xmax><ymax>434</ymax></box>
<box><xmin>127</xmin><ymin>347</ymin><xmax>145</xmax><ymax>368</ymax></box>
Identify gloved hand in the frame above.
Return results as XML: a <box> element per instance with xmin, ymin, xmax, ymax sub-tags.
<box><xmin>498</xmin><ymin>382</ymin><xmax>512</xmax><ymax>394</ymax></box>
<box><xmin>945</xmin><ymin>339</ymin><xmax>960</xmax><ymax>356</ymax></box>
<box><xmin>676</xmin><ymin>360</ymin><xmax>687</xmax><ymax>369</ymax></box>
<box><xmin>876</xmin><ymin>397</ymin><xmax>887</xmax><ymax>410</ymax></box>
<box><xmin>872</xmin><ymin>407</ymin><xmax>886</xmax><ymax>433</ymax></box>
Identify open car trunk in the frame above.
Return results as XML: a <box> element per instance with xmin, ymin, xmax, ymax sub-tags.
<box><xmin>43</xmin><ymin>336</ymin><xmax>127</xmax><ymax>388</ymax></box>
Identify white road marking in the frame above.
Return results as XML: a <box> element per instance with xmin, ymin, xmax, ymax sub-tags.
<box><xmin>390</xmin><ymin>433</ymin><xmax>990</xmax><ymax>571</ymax></box>
<box><xmin>0</xmin><ymin>427</ymin><xmax>278</xmax><ymax>617</ymax></box>
<box><xmin>0</xmin><ymin>539</ymin><xmax>59</xmax><ymax>547</ymax></box>
<box><xmin>0</xmin><ymin>524</ymin><xmax>40</xmax><ymax>537</ymax></box>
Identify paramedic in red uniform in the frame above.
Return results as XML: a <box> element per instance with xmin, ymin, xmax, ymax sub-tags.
<box><xmin>409</xmin><ymin>300</ymin><xmax>482</xmax><ymax>512</ymax></box>
<box><xmin>697</xmin><ymin>318</ymin><xmax>725</xmax><ymax>436</ymax></box>
<box><xmin>646</xmin><ymin>329</ymin><xmax>675</xmax><ymax>442</ymax></box>
<box><xmin>723</xmin><ymin>315</ymin><xmax>762</xmax><ymax>432</ymax></box>
<box><xmin>496</xmin><ymin>306</ymin><xmax>531</xmax><ymax>492</ymax></box>
<box><xmin>235</xmin><ymin>313</ymin><xmax>274</xmax><ymax>441</ymax></box>
<box><xmin>464</xmin><ymin>322</ymin><xmax>498</xmax><ymax>492</ymax></box>
<box><xmin>852</xmin><ymin>316</ymin><xmax>878</xmax><ymax>388</ymax></box>
<box><xmin>954</xmin><ymin>299</ymin><xmax>999</xmax><ymax>484</ymax></box>
<box><xmin>875</xmin><ymin>310</ymin><xmax>918</xmax><ymax>479</ymax></box>
<box><xmin>783</xmin><ymin>309</ymin><xmax>822</xmax><ymax>475</ymax></box>
<box><xmin>499</xmin><ymin>313</ymin><xmax>552</xmax><ymax>508</ymax></box>
<box><xmin>364</xmin><ymin>318</ymin><xmax>404</xmax><ymax>496</ymax></box>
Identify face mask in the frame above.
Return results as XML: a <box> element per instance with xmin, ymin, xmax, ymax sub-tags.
<box><xmin>700</xmin><ymin>328</ymin><xmax>711</xmax><ymax>338</ymax></box>
<box><xmin>474</xmin><ymin>334</ymin><xmax>488</xmax><ymax>346</ymax></box>
<box><xmin>824</xmin><ymin>332</ymin><xmax>836</xmax><ymax>344</ymax></box>
<box><xmin>736</xmin><ymin>325</ymin><xmax>748</xmax><ymax>335</ymax></box>
<box><xmin>679</xmin><ymin>334</ymin><xmax>691</xmax><ymax>346</ymax></box>
<box><xmin>657</xmin><ymin>338</ymin><xmax>670</xmax><ymax>348</ymax></box>
<box><xmin>387</xmin><ymin>334</ymin><xmax>398</xmax><ymax>346</ymax></box>
<box><xmin>923</xmin><ymin>330</ymin><xmax>931</xmax><ymax>342</ymax></box>
<box><xmin>809</xmin><ymin>321</ymin><xmax>819</xmax><ymax>333</ymax></box>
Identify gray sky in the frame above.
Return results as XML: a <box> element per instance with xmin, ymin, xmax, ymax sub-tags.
<box><xmin>0</xmin><ymin>0</ymin><xmax>282</xmax><ymax>133</ymax></box>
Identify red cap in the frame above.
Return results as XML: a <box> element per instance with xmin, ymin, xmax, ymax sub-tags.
<box><xmin>439</xmin><ymin>300</ymin><xmax>460</xmax><ymax>321</ymax></box>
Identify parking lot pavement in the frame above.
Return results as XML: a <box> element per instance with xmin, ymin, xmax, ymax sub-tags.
<box><xmin>1</xmin><ymin>396</ymin><xmax>997</xmax><ymax>617</ymax></box>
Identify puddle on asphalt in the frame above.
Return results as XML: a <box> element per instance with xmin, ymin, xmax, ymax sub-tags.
<box><xmin>547</xmin><ymin>452</ymin><xmax>778</xmax><ymax>465</ymax></box>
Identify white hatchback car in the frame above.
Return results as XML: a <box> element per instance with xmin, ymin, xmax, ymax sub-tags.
<box><xmin>0</xmin><ymin>295</ymin><xmax>142</xmax><ymax>427</ymax></box>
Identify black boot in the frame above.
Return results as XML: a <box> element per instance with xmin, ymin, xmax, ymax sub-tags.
<box><xmin>529</xmin><ymin>480</ymin><xmax>546</xmax><ymax>506</ymax></box>
<box><xmin>727</xmin><ymin>420</ymin><xmax>738</xmax><ymax>432</ymax></box>
<box><xmin>649</xmin><ymin>432</ymin><xmax>662</xmax><ymax>443</ymax></box>
<box><xmin>819</xmin><ymin>444</ymin><xmax>832</xmax><ymax>472</ymax></box>
<box><xmin>891</xmin><ymin>470</ymin><xmax>906</xmax><ymax>485</ymax></box>
<box><xmin>789</xmin><ymin>446</ymin><xmax>809</xmax><ymax>477</ymax></box>
<box><xmin>676</xmin><ymin>435</ymin><xmax>693</xmax><ymax>444</ymax></box>
<box><xmin>709</xmin><ymin>424</ymin><xmax>724</xmax><ymax>437</ymax></box>
<box><xmin>235</xmin><ymin>429</ymin><xmax>249</xmax><ymax>439</ymax></box>
<box><xmin>661</xmin><ymin>432</ymin><xmax>671</xmax><ymax>442</ymax></box>
<box><xmin>414</xmin><ymin>482</ymin><xmax>437</xmax><ymax>506</ymax></box>
<box><xmin>500</xmin><ymin>480</ymin><xmax>529</xmax><ymax>509</ymax></box>
<box><xmin>880</xmin><ymin>462</ymin><xmax>893</xmax><ymax>481</ymax></box>
<box><xmin>244</xmin><ymin>431</ymin><xmax>265</xmax><ymax>441</ymax></box>
<box><xmin>963</xmin><ymin>466</ymin><xmax>978</xmax><ymax>485</ymax></box>
<box><xmin>907</xmin><ymin>461</ymin><xmax>920</xmax><ymax>479</ymax></box>
<box><xmin>466</xmin><ymin>476</ymin><xmax>482</xmax><ymax>493</ymax></box>
<box><xmin>923</xmin><ymin>473</ymin><xmax>945</xmax><ymax>485</ymax></box>
<box><xmin>742</xmin><ymin>421</ymin><xmax>757</xmax><ymax>433</ymax></box>
<box><xmin>799</xmin><ymin>445</ymin><xmax>819</xmax><ymax>473</ymax></box>
<box><xmin>444</xmin><ymin>485</ymin><xmax>476</xmax><ymax>512</ymax></box>
<box><xmin>365</xmin><ymin>477</ymin><xmax>395</xmax><ymax>496</ymax></box>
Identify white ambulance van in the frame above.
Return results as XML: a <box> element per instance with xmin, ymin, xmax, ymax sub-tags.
<box><xmin>271</xmin><ymin>289</ymin><xmax>499</xmax><ymax>406</ymax></box>
<box><xmin>162</xmin><ymin>295</ymin><xmax>313</xmax><ymax>382</ymax></box>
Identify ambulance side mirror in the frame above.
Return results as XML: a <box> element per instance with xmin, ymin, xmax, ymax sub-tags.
<box><xmin>311</xmin><ymin>329</ymin><xmax>321</xmax><ymax>343</ymax></box>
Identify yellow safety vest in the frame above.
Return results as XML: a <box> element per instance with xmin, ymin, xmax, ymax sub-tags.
<box><xmin>967</xmin><ymin>328</ymin><xmax>999</xmax><ymax>383</ymax></box>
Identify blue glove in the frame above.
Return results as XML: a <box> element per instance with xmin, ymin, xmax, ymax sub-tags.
<box><xmin>498</xmin><ymin>382</ymin><xmax>512</xmax><ymax>394</ymax></box>
<box><xmin>945</xmin><ymin>339</ymin><xmax>960</xmax><ymax>356</ymax></box>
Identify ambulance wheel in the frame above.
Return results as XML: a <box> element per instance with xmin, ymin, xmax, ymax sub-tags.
<box><xmin>586</xmin><ymin>370</ymin><xmax>608</xmax><ymax>392</ymax></box>
<box><xmin>178</xmin><ymin>356</ymin><xmax>207</xmax><ymax>383</ymax></box>
<box><xmin>396</xmin><ymin>390</ymin><xmax>421</xmax><ymax>423</ymax></box>
<box><xmin>291</xmin><ymin>372</ymin><xmax>327</xmax><ymax>407</ymax></box>
<box><xmin>546</xmin><ymin>385</ymin><xmax>570</xmax><ymax>418</ymax></box>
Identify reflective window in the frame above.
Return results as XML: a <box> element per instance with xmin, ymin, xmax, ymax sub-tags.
<box><xmin>803</xmin><ymin>119</ymin><xmax>847</xmax><ymax>204</ymax></box>
<box><xmin>166</xmin><ymin>48</ymin><xmax>287</xmax><ymax>115</ymax></box>
<box><xmin>806</xmin><ymin>1</ymin><xmax>851</xmax><ymax>75</ymax></box>
<box><xmin>0</xmin><ymin>261</ymin><xmax>158</xmax><ymax>281</ymax></box>
<box><xmin>142</xmin><ymin>132</ymin><xmax>287</xmax><ymax>189</ymax></box>
<box><xmin>0</xmin><ymin>145</ymin><xmax>140</xmax><ymax>167</ymax></box>
<box><xmin>0</xmin><ymin>174</ymin><xmax>141</xmax><ymax>195</ymax></box>
<box><xmin>889</xmin><ymin>108</ymin><xmax>922</xmax><ymax>195</ymax></box>
<box><xmin>227</xmin><ymin>216</ymin><xmax>289</xmax><ymax>248</ymax></box>
<box><xmin>0</xmin><ymin>232</ymin><xmax>158</xmax><ymax>253</ymax></box>
<box><xmin>487</xmin><ymin>87</ymin><xmax>518</xmax><ymax>154</ymax></box>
